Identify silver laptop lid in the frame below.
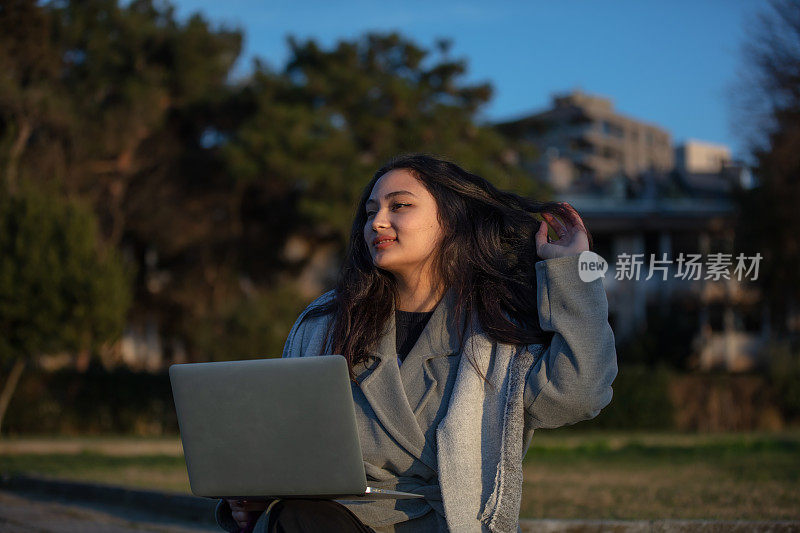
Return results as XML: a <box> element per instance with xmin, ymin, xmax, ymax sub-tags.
<box><xmin>170</xmin><ymin>356</ymin><xmax>367</xmax><ymax>498</ymax></box>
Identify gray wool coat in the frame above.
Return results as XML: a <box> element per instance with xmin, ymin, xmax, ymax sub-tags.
<box><xmin>215</xmin><ymin>252</ymin><xmax>618</xmax><ymax>533</ymax></box>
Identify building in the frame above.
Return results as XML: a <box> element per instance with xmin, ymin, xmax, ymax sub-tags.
<box><xmin>495</xmin><ymin>90</ymin><xmax>764</xmax><ymax>372</ymax></box>
<box><xmin>675</xmin><ymin>139</ymin><xmax>731</xmax><ymax>174</ymax></box>
<box><xmin>495</xmin><ymin>89</ymin><xmax>673</xmax><ymax>193</ymax></box>
<box><xmin>674</xmin><ymin>139</ymin><xmax>755</xmax><ymax>198</ymax></box>
<box><xmin>560</xmin><ymin>192</ymin><xmax>765</xmax><ymax>372</ymax></box>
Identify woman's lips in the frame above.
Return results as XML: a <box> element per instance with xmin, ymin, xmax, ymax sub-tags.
<box><xmin>374</xmin><ymin>239</ymin><xmax>396</xmax><ymax>250</ymax></box>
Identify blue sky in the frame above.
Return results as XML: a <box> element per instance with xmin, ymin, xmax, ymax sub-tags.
<box><xmin>170</xmin><ymin>0</ymin><xmax>764</xmax><ymax>161</ymax></box>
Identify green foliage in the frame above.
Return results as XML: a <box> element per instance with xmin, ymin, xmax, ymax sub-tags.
<box><xmin>186</xmin><ymin>284</ymin><xmax>310</xmax><ymax>361</ymax></box>
<box><xmin>4</xmin><ymin>366</ymin><xmax>175</xmax><ymax>435</ymax></box>
<box><xmin>617</xmin><ymin>299</ymin><xmax>700</xmax><ymax>371</ymax></box>
<box><xmin>0</xmin><ymin>184</ymin><xmax>132</xmax><ymax>364</ymax></box>
<box><xmin>586</xmin><ymin>364</ymin><xmax>675</xmax><ymax>430</ymax></box>
<box><xmin>0</xmin><ymin>0</ymin><xmax>550</xmax><ymax>365</ymax></box>
<box><xmin>733</xmin><ymin>0</ymin><xmax>800</xmax><ymax>328</ymax></box>
<box><xmin>225</xmin><ymin>32</ymin><xmax>545</xmax><ymax>240</ymax></box>
<box><xmin>765</xmin><ymin>339</ymin><xmax>800</xmax><ymax>421</ymax></box>
<box><xmin>8</xmin><ymin>362</ymin><xmax>799</xmax><ymax>434</ymax></box>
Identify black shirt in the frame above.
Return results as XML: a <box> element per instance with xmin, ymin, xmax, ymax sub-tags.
<box><xmin>395</xmin><ymin>309</ymin><xmax>435</xmax><ymax>364</ymax></box>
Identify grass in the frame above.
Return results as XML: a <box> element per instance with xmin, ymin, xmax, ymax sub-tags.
<box><xmin>0</xmin><ymin>452</ymin><xmax>191</xmax><ymax>493</ymax></box>
<box><xmin>1</xmin><ymin>430</ymin><xmax>798</xmax><ymax>520</ymax></box>
<box><xmin>521</xmin><ymin>428</ymin><xmax>800</xmax><ymax>520</ymax></box>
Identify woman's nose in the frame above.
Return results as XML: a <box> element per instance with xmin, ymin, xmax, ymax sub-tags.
<box><xmin>371</xmin><ymin>209</ymin><xmax>390</xmax><ymax>230</ymax></box>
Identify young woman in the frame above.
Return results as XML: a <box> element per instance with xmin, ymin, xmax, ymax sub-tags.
<box><xmin>216</xmin><ymin>153</ymin><xmax>618</xmax><ymax>533</ymax></box>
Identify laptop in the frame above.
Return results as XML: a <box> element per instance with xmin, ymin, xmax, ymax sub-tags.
<box><xmin>169</xmin><ymin>355</ymin><xmax>423</xmax><ymax>501</ymax></box>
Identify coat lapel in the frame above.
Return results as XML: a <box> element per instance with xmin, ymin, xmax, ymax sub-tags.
<box><xmin>357</xmin><ymin>287</ymin><xmax>465</xmax><ymax>463</ymax></box>
<box><xmin>357</xmin><ymin>307</ymin><xmax>427</xmax><ymax>459</ymax></box>
<box><xmin>399</xmin><ymin>288</ymin><xmax>465</xmax><ymax>415</ymax></box>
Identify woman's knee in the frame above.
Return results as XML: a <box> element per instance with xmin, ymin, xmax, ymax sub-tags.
<box><xmin>269</xmin><ymin>499</ymin><xmax>314</xmax><ymax>530</ymax></box>
<box><xmin>267</xmin><ymin>499</ymin><xmax>369</xmax><ymax>533</ymax></box>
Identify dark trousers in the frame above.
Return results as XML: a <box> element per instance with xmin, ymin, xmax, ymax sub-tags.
<box><xmin>261</xmin><ymin>499</ymin><xmax>375</xmax><ymax>533</ymax></box>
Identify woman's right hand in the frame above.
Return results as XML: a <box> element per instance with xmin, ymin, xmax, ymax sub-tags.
<box><xmin>226</xmin><ymin>499</ymin><xmax>268</xmax><ymax>531</ymax></box>
<box><xmin>535</xmin><ymin>205</ymin><xmax>590</xmax><ymax>260</ymax></box>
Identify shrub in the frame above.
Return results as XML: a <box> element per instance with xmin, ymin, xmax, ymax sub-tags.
<box><xmin>580</xmin><ymin>363</ymin><xmax>675</xmax><ymax>430</ymax></box>
<box><xmin>764</xmin><ymin>339</ymin><xmax>800</xmax><ymax>422</ymax></box>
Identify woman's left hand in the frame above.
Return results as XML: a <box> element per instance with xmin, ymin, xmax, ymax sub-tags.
<box><xmin>535</xmin><ymin>203</ymin><xmax>590</xmax><ymax>260</ymax></box>
<box><xmin>226</xmin><ymin>499</ymin><xmax>267</xmax><ymax>531</ymax></box>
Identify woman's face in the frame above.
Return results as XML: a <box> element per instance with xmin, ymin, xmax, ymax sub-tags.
<box><xmin>363</xmin><ymin>169</ymin><xmax>444</xmax><ymax>281</ymax></box>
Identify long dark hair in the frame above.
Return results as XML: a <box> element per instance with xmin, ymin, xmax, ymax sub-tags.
<box><xmin>305</xmin><ymin>153</ymin><xmax>593</xmax><ymax>376</ymax></box>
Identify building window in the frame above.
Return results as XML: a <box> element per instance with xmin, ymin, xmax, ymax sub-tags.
<box><xmin>644</xmin><ymin>231</ymin><xmax>660</xmax><ymax>260</ymax></box>
<box><xmin>601</xmin><ymin>120</ymin><xmax>624</xmax><ymax>138</ymax></box>
<box><xmin>672</xmin><ymin>231</ymin><xmax>701</xmax><ymax>256</ymax></box>
<box><xmin>593</xmin><ymin>235</ymin><xmax>613</xmax><ymax>262</ymax></box>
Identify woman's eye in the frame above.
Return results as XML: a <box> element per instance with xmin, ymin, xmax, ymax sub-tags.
<box><xmin>366</xmin><ymin>204</ymin><xmax>408</xmax><ymax>217</ymax></box>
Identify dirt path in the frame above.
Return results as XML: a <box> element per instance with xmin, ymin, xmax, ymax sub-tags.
<box><xmin>0</xmin><ymin>490</ymin><xmax>215</xmax><ymax>532</ymax></box>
